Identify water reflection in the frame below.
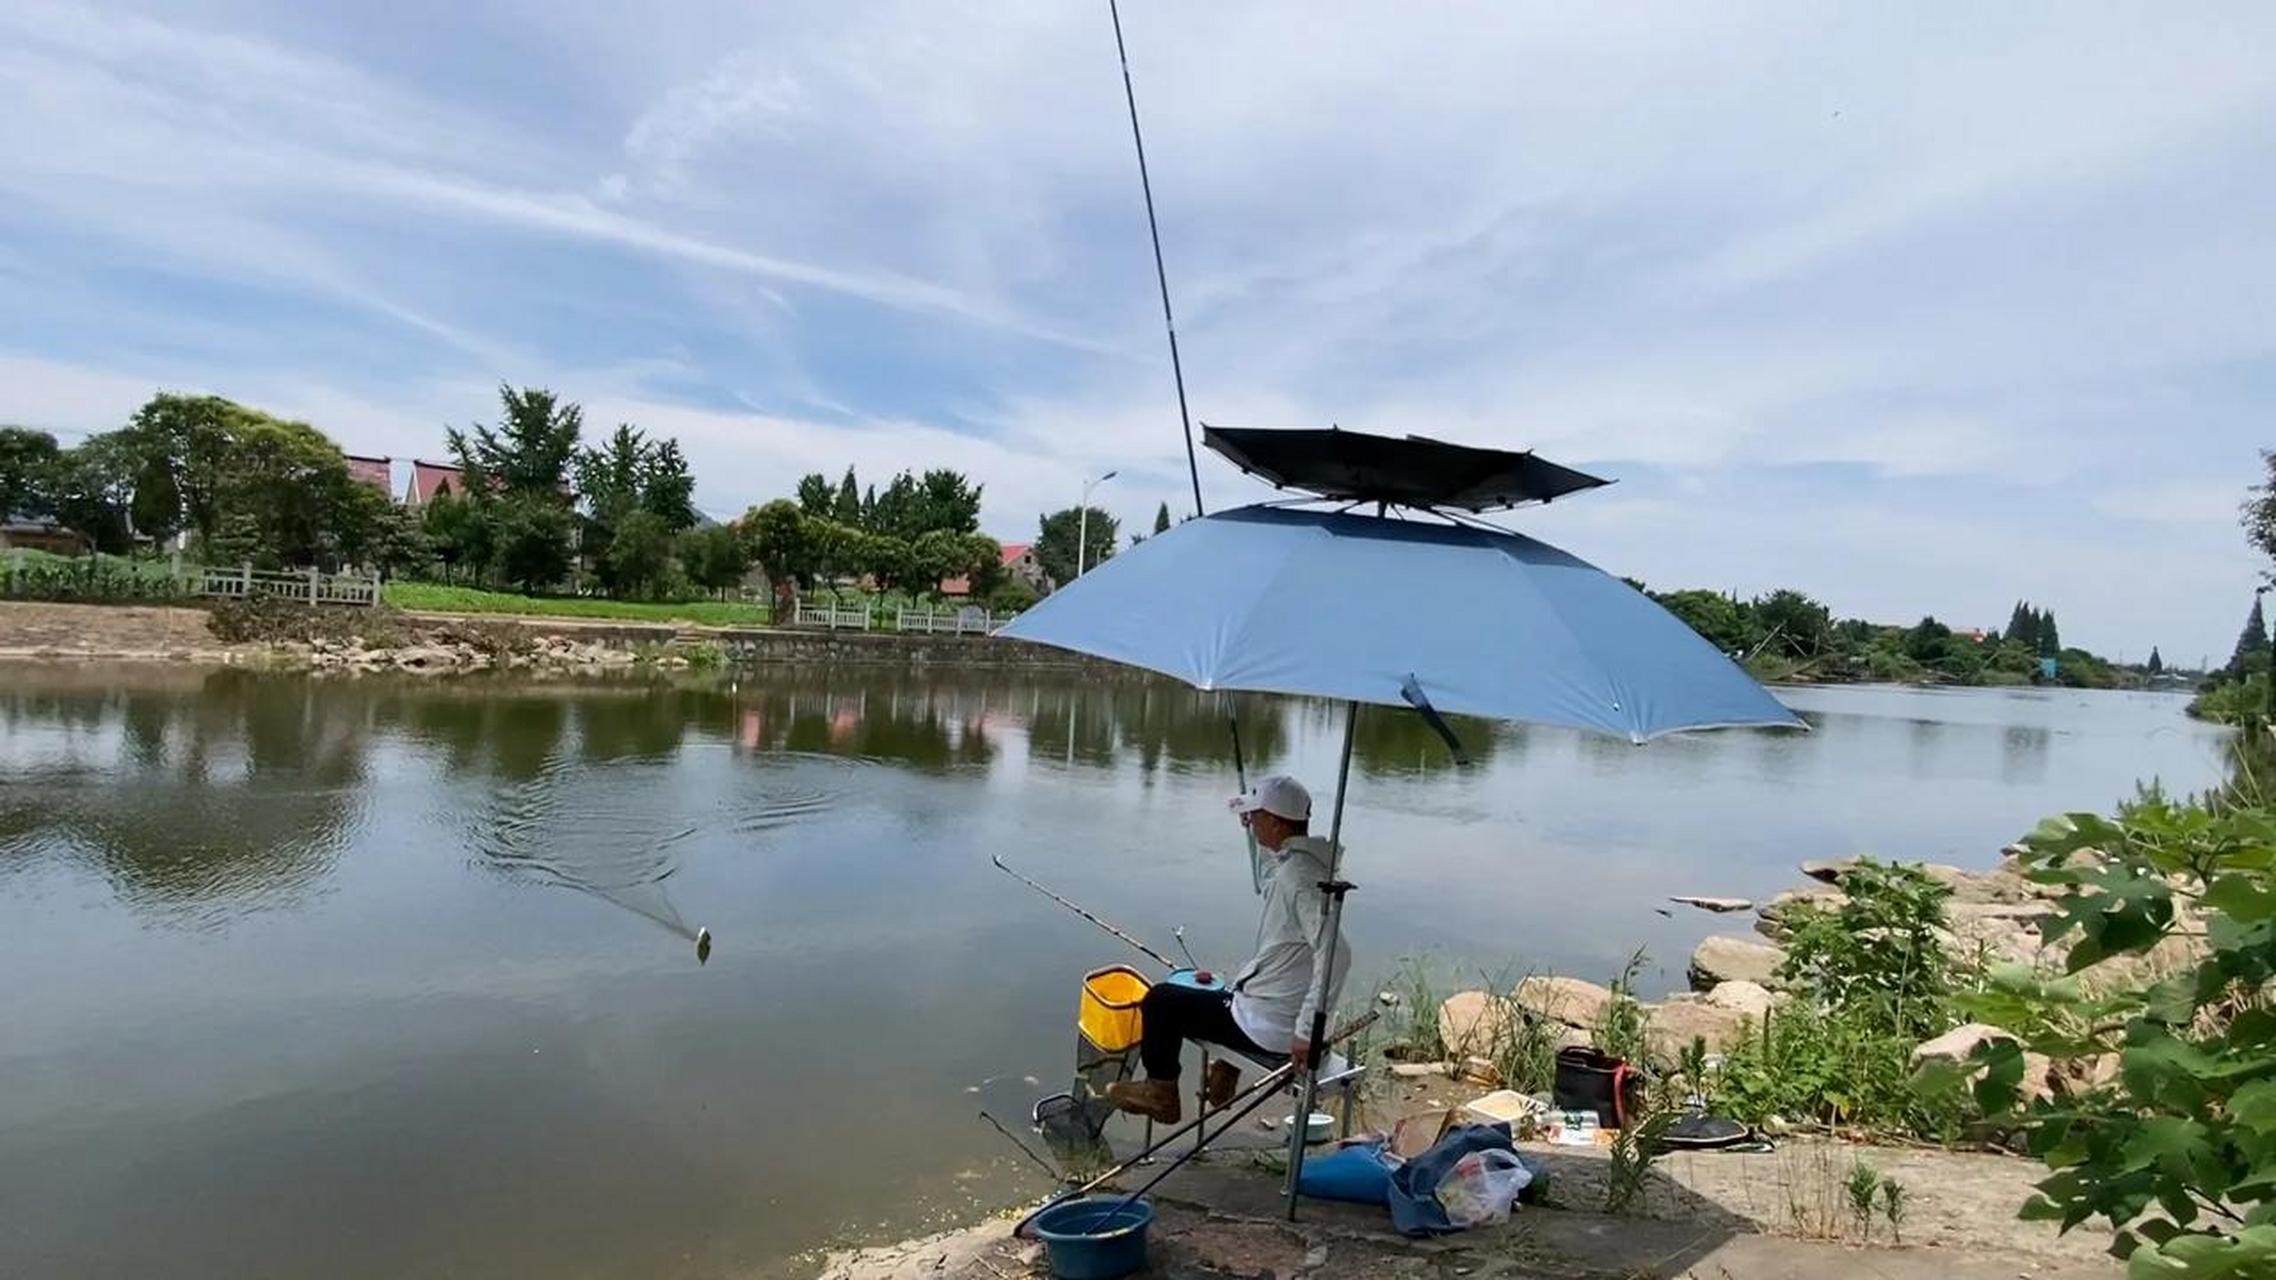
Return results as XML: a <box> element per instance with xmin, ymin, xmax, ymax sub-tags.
<box><xmin>0</xmin><ymin>667</ymin><xmax>363</xmax><ymax>927</ymax></box>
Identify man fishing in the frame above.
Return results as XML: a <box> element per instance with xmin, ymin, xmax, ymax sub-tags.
<box><xmin>1102</xmin><ymin>774</ymin><xmax>1352</xmax><ymax>1125</ymax></box>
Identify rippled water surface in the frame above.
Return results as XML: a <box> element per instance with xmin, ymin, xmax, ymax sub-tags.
<box><xmin>0</xmin><ymin>663</ymin><xmax>2227</xmax><ymax>1277</ymax></box>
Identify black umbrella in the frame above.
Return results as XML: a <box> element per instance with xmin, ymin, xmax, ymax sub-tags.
<box><xmin>1201</xmin><ymin>424</ymin><xmax>1611</xmax><ymax>512</ymax></box>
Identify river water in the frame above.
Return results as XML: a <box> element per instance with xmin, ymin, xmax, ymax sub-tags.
<box><xmin>0</xmin><ymin>663</ymin><xmax>2227</xmax><ymax>1277</ymax></box>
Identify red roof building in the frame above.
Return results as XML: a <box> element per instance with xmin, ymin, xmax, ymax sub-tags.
<box><xmin>405</xmin><ymin>460</ymin><xmax>463</xmax><ymax>505</ymax></box>
<box><xmin>344</xmin><ymin>454</ymin><xmax>392</xmax><ymax>491</ymax></box>
<box><xmin>940</xmin><ymin>541</ymin><xmax>1050</xmax><ymax>597</ymax></box>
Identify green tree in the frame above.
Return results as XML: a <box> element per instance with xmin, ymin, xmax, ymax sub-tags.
<box><xmin>449</xmin><ymin>385</ymin><xmax>581</xmax><ymax>499</ymax></box>
<box><xmin>1657</xmin><ymin>589</ymin><xmax>1749</xmax><ymax>653</ymax></box>
<box><xmin>121</xmin><ymin>393</ymin><xmax>242</xmax><ymax>547</ymax></box>
<box><xmin>678</xmin><ymin>522</ymin><xmax>750</xmax><ymax>598</ymax></box>
<box><xmin>217</xmin><ymin>414</ymin><xmax>358</xmax><ymax>566</ymax></box>
<box><xmin>489</xmin><ymin>493</ymin><xmax>575</xmax><ymax>593</ymax></box>
<box><xmin>2231</xmin><ymin>597</ymin><xmax>2269</xmax><ymax>674</ymax></box>
<box><xmin>1154</xmin><ymin>501</ymin><xmax>1172</xmax><ymax>536</ymax></box>
<box><xmin>421</xmin><ymin>490</ymin><xmax>490</xmax><ymax>584</ymax></box>
<box><xmin>596</xmin><ymin>508</ymin><xmax>674</xmax><ymax>598</ymax></box>
<box><xmin>2148</xmin><ymin>647</ymin><xmax>2164</xmax><ymax>675</ymax></box>
<box><xmin>742</xmin><ymin>499</ymin><xmax>814</xmax><ymax>603</ymax></box>
<box><xmin>795</xmin><ymin>472</ymin><xmax>834</xmax><ymax>518</ymax></box>
<box><xmin>1905</xmin><ymin>616</ymin><xmax>1954</xmax><ymax>664</ymax></box>
<box><xmin>1752</xmin><ymin>588</ymin><xmax>1833</xmax><ymax>659</ymax></box>
<box><xmin>1035</xmin><ymin>506</ymin><xmax>1117</xmax><ymax>588</ymax></box>
<box><xmin>641</xmin><ymin>440</ymin><xmax>698</xmax><ymax>532</ymax></box>
<box><xmin>0</xmin><ymin>426</ymin><xmax>61</xmax><ymax>520</ymax></box>
<box><xmin>2242</xmin><ymin>448</ymin><xmax>2276</xmax><ymax>569</ymax></box>
<box><xmin>916</xmin><ymin>468</ymin><xmax>983</xmax><ymax>536</ymax></box>
<box><xmin>2037</xmin><ymin>610</ymin><xmax>2061</xmax><ymax>658</ymax></box>
<box><xmin>2007</xmin><ymin>601</ymin><xmax>2040</xmax><ymax>653</ymax></box>
<box><xmin>832</xmin><ymin>468</ymin><xmax>861</xmax><ymax>526</ymax></box>
<box><xmin>47</xmin><ymin>434</ymin><xmax>138</xmax><ymax>553</ymax></box>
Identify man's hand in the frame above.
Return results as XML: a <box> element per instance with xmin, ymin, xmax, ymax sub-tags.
<box><xmin>1290</xmin><ymin>1035</ymin><xmax>1313</xmax><ymax>1067</ymax></box>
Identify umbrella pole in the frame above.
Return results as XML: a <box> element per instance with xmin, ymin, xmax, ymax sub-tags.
<box><xmin>1282</xmin><ymin>698</ymin><xmax>1359</xmax><ymax>1219</ymax></box>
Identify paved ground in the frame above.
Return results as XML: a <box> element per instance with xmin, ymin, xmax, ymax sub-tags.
<box><xmin>813</xmin><ymin>1153</ymin><xmax>2121</xmax><ymax>1280</ymax></box>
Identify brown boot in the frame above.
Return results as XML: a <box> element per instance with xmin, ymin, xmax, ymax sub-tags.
<box><xmin>1103</xmin><ymin>1079</ymin><xmax>1182</xmax><ymax>1125</ymax></box>
<box><xmin>1204</xmin><ymin>1060</ymin><xmax>1242</xmax><ymax>1110</ymax></box>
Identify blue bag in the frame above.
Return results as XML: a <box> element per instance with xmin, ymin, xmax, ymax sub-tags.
<box><xmin>1294</xmin><ymin>1139</ymin><xmax>1395</xmax><ymax>1205</ymax></box>
<box><xmin>1386</xmin><ymin>1123</ymin><xmax>1527</xmax><ymax>1235</ymax></box>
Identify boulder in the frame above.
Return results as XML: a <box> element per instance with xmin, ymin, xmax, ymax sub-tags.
<box><xmin>1702</xmin><ymin>980</ymin><xmax>1776</xmax><ymax>1019</ymax></box>
<box><xmin>1919</xmin><ymin>862</ymin><xmax>2040</xmax><ymax>905</ymax></box>
<box><xmin>1755</xmin><ymin>887</ymin><xmax>1845</xmax><ymax>939</ymax></box>
<box><xmin>1513</xmin><ymin>976</ymin><xmax>1614</xmax><ymax>1030</ymax></box>
<box><xmin>1438</xmin><ymin>990</ymin><xmax>1516</xmax><ymax>1057</ymax></box>
<box><xmin>1642</xmin><ymin>998</ymin><xmax>1757</xmax><ymax>1057</ymax></box>
<box><xmin>1669</xmin><ymin>895</ymin><xmax>1753</xmax><ymax>914</ymax></box>
<box><xmin>1690</xmin><ymin>935</ymin><xmax>1786</xmax><ymax>989</ymax></box>
<box><xmin>1799</xmin><ymin>857</ymin><xmax>1862</xmax><ymax>884</ymax></box>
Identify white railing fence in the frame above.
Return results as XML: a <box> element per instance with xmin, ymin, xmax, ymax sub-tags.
<box><xmin>198</xmin><ymin>563</ymin><xmax>382</xmax><ymax>608</ymax></box>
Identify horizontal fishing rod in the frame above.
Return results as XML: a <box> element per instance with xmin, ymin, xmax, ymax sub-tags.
<box><xmin>991</xmin><ymin>854</ymin><xmax>1176</xmax><ymax>969</ymax></box>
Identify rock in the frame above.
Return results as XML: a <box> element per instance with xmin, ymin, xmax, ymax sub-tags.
<box><xmin>1513</xmin><ymin>976</ymin><xmax>1614</xmax><ymax>1030</ymax></box>
<box><xmin>1669</xmin><ymin>895</ymin><xmax>1753</xmax><ymax>913</ymax></box>
<box><xmin>1911</xmin><ymin>1023</ymin><xmax>2025</xmax><ymax>1072</ymax></box>
<box><xmin>1703</xmin><ymin>980</ymin><xmax>1775</xmax><ymax>1019</ymax></box>
<box><xmin>1919</xmin><ymin>863</ymin><xmax>2040</xmax><ymax>905</ymax></box>
<box><xmin>1689</xmin><ymin>935</ymin><xmax>1786</xmax><ymax>989</ymax></box>
<box><xmin>1755</xmin><ymin>887</ymin><xmax>1845</xmax><ymax>939</ymax></box>
<box><xmin>1799</xmin><ymin>857</ymin><xmax>1862</xmax><ymax>883</ymax></box>
<box><xmin>1642</xmin><ymin>997</ymin><xmax>1756</xmax><ymax>1058</ymax></box>
<box><xmin>1389</xmin><ymin>1062</ymin><xmax>1447</xmax><ymax>1078</ymax></box>
<box><xmin>1438</xmin><ymin>990</ymin><xmax>1515</xmax><ymax>1056</ymax></box>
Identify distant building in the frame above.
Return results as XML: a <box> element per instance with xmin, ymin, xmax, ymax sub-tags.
<box><xmin>344</xmin><ymin>454</ymin><xmax>392</xmax><ymax>491</ymax></box>
<box><xmin>940</xmin><ymin>541</ymin><xmax>1050</xmax><ymax>597</ymax></box>
<box><xmin>404</xmin><ymin>459</ymin><xmax>464</xmax><ymax>505</ymax></box>
<box><xmin>0</xmin><ymin>514</ymin><xmax>87</xmax><ymax>555</ymax></box>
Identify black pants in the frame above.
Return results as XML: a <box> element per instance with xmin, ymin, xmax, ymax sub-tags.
<box><xmin>1138</xmin><ymin>983</ymin><xmax>1271</xmax><ymax>1080</ymax></box>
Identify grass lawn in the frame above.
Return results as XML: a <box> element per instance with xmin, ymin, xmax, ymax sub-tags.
<box><xmin>384</xmin><ymin>582</ymin><xmax>773</xmax><ymax>627</ymax></box>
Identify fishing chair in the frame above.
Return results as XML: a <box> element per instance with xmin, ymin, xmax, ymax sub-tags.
<box><xmin>1073</xmin><ymin>965</ymin><xmax>1368</xmax><ymax>1153</ymax></box>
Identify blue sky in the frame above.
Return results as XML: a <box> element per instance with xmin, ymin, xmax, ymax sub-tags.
<box><xmin>2</xmin><ymin>1</ymin><xmax>2271</xmax><ymax>661</ymax></box>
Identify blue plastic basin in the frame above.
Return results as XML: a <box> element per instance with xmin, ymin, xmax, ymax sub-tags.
<box><xmin>1030</xmin><ymin>1196</ymin><xmax>1155</xmax><ymax>1280</ymax></box>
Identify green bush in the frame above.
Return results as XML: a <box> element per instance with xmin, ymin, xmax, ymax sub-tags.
<box><xmin>1950</xmin><ymin>799</ymin><xmax>2276</xmax><ymax>1276</ymax></box>
<box><xmin>385</xmin><ymin>581</ymin><xmax>771</xmax><ymax>627</ymax></box>
<box><xmin>1</xmin><ymin>550</ymin><xmax>187</xmax><ymax>602</ymax></box>
<box><xmin>1712</xmin><ymin>860</ymin><xmax>1975</xmax><ymax>1137</ymax></box>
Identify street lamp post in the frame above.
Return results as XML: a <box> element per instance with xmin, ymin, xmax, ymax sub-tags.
<box><xmin>1075</xmin><ymin>469</ymin><xmax>1118</xmax><ymax>580</ymax></box>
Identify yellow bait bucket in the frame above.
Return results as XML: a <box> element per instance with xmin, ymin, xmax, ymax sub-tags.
<box><xmin>1078</xmin><ymin>965</ymin><xmax>1151</xmax><ymax>1054</ymax></box>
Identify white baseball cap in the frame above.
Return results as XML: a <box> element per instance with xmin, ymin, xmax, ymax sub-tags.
<box><xmin>1229</xmin><ymin>774</ymin><xmax>1312</xmax><ymax>822</ymax></box>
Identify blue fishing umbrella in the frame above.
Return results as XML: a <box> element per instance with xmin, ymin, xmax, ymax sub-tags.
<box><xmin>999</xmin><ymin>499</ymin><xmax>1801</xmax><ymax>1210</ymax></box>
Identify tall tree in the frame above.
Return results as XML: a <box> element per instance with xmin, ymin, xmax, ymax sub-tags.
<box><xmin>47</xmin><ymin>434</ymin><xmax>138</xmax><ymax>553</ymax></box>
<box><xmin>2147</xmin><ymin>647</ymin><xmax>2164</xmax><ymax>675</ymax></box>
<box><xmin>915</xmin><ymin>469</ymin><xmax>983</xmax><ymax>536</ymax></box>
<box><xmin>832</xmin><ymin>468</ymin><xmax>861</xmax><ymax>526</ymax></box>
<box><xmin>742</xmin><ymin>499</ymin><xmax>814</xmax><ymax>605</ymax></box>
<box><xmin>2232</xmin><ymin>597</ymin><xmax>2270</xmax><ymax>673</ymax></box>
<box><xmin>489</xmin><ymin>493</ymin><xmax>576</xmax><ymax>593</ymax></box>
<box><xmin>2006</xmin><ymin>601</ymin><xmax>2039</xmax><ymax>652</ymax></box>
<box><xmin>2242</xmin><ymin>449</ymin><xmax>2276</xmax><ymax>570</ymax></box>
<box><xmin>2037</xmin><ymin>610</ymin><xmax>2061</xmax><ymax>657</ymax></box>
<box><xmin>1034</xmin><ymin>506</ymin><xmax>1117</xmax><ymax>588</ymax></box>
<box><xmin>449</xmin><ymin>385</ymin><xmax>581</xmax><ymax>500</ymax></box>
<box><xmin>641</xmin><ymin>439</ymin><xmax>698</xmax><ymax>532</ymax></box>
<box><xmin>0</xmin><ymin>426</ymin><xmax>61</xmax><ymax>520</ymax></box>
<box><xmin>1153</xmin><ymin>501</ymin><xmax>1171</xmax><ymax>536</ymax></box>
<box><xmin>795</xmin><ymin>472</ymin><xmax>834</xmax><ymax>518</ymax></box>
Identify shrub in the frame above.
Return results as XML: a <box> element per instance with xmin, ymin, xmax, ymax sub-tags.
<box><xmin>1</xmin><ymin>550</ymin><xmax>186</xmax><ymax>602</ymax></box>
<box><xmin>1951</xmin><ymin>799</ymin><xmax>2276</xmax><ymax>1276</ymax></box>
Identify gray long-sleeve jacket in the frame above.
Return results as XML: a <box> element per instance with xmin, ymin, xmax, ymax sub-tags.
<box><xmin>1228</xmin><ymin>835</ymin><xmax>1353</xmax><ymax>1050</ymax></box>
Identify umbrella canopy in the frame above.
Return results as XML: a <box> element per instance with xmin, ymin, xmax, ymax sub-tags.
<box><xmin>1000</xmin><ymin>504</ymin><xmax>1800</xmax><ymax>742</ymax></box>
<box><xmin>1202</xmin><ymin>425</ymin><xmax>1611</xmax><ymax>512</ymax></box>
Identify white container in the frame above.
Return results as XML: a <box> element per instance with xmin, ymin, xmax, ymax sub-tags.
<box><xmin>1281</xmin><ymin>1111</ymin><xmax>1335</xmax><ymax>1144</ymax></box>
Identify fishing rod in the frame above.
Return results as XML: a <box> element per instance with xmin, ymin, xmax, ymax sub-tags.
<box><xmin>1108</xmin><ymin>0</ymin><xmax>1204</xmax><ymax>520</ymax></box>
<box><xmin>991</xmin><ymin>854</ymin><xmax>1176</xmax><ymax>969</ymax></box>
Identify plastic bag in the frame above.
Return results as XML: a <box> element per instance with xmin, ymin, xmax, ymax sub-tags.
<box><xmin>1432</xmin><ymin>1147</ymin><xmax>1531</xmax><ymax>1228</ymax></box>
